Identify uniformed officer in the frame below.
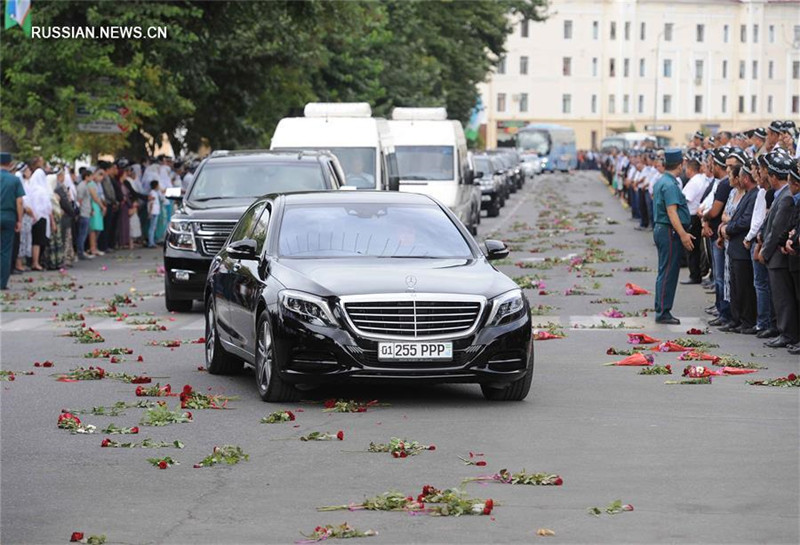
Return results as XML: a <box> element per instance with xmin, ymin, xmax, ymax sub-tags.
<box><xmin>652</xmin><ymin>149</ymin><xmax>694</xmax><ymax>325</ymax></box>
<box><xmin>1</xmin><ymin>152</ymin><xmax>25</xmax><ymax>290</ymax></box>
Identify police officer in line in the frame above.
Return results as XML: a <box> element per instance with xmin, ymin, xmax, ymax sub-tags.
<box><xmin>652</xmin><ymin>148</ymin><xmax>694</xmax><ymax>325</ymax></box>
<box><xmin>0</xmin><ymin>152</ymin><xmax>25</xmax><ymax>290</ymax></box>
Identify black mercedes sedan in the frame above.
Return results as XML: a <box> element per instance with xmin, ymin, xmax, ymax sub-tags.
<box><xmin>204</xmin><ymin>191</ymin><xmax>533</xmax><ymax>401</ymax></box>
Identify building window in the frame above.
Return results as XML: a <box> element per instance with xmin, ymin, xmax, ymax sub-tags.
<box><xmin>722</xmin><ymin>60</ymin><xmax>728</xmax><ymax>79</ymax></box>
<box><xmin>521</xmin><ymin>18</ymin><xmax>529</xmax><ymax>38</ymax></box>
<box><xmin>738</xmin><ymin>95</ymin><xmax>745</xmax><ymax>113</ymax></box>
<box><xmin>624</xmin><ymin>21</ymin><xmax>631</xmax><ymax>40</ymax></box>
<box><xmin>623</xmin><ymin>58</ymin><xmax>630</xmax><ymax>77</ymax></box>
<box><xmin>609</xmin><ymin>58</ymin><xmax>616</xmax><ymax>77</ymax></box>
<box><xmin>591</xmin><ymin>94</ymin><xmax>597</xmax><ymax>114</ymax></box>
<box><xmin>795</xmin><ymin>25</ymin><xmax>800</xmax><ymax>42</ymax></box>
<box><xmin>664</xmin><ymin>23</ymin><xmax>673</xmax><ymax>41</ymax></box>
<box><xmin>520</xmin><ymin>93</ymin><xmax>529</xmax><ymax>112</ymax></box>
<box><xmin>751</xmin><ymin>95</ymin><xmax>757</xmax><ymax>113</ymax></box>
<box><xmin>696</xmin><ymin>24</ymin><xmax>704</xmax><ymax>42</ymax></box>
<box><xmin>753</xmin><ymin>24</ymin><xmax>758</xmax><ymax>43</ymax></box>
<box><xmin>663</xmin><ymin>94</ymin><xmax>672</xmax><ymax>114</ymax></box>
<box><xmin>497</xmin><ymin>57</ymin><xmax>506</xmax><ymax>75</ymax></box>
<box><xmin>723</xmin><ymin>25</ymin><xmax>729</xmax><ymax>43</ymax></box>
<box><xmin>792</xmin><ymin>96</ymin><xmax>799</xmax><ymax>115</ymax></box>
<box><xmin>793</xmin><ymin>61</ymin><xmax>800</xmax><ymax>79</ymax></box>
<box><xmin>592</xmin><ymin>57</ymin><xmax>598</xmax><ymax>77</ymax></box>
<box><xmin>497</xmin><ymin>93</ymin><xmax>506</xmax><ymax>112</ymax></box>
<box><xmin>563</xmin><ymin>57</ymin><xmax>572</xmax><ymax>76</ymax></box>
<box><xmin>623</xmin><ymin>94</ymin><xmax>630</xmax><ymax>113</ymax></box>
<box><xmin>722</xmin><ymin>95</ymin><xmax>727</xmax><ymax>114</ymax></box>
<box><xmin>740</xmin><ymin>24</ymin><xmax>746</xmax><ymax>43</ymax></box>
<box><xmin>564</xmin><ymin>20</ymin><xmax>573</xmax><ymax>39</ymax></box>
<box><xmin>694</xmin><ymin>95</ymin><xmax>703</xmax><ymax>114</ymax></box>
<box><xmin>739</xmin><ymin>61</ymin><xmax>745</xmax><ymax>79</ymax></box>
<box><xmin>695</xmin><ymin>60</ymin><xmax>703</xmax><ymax>81</ymax></box>
<box><xmin>640</xmin><ymin>22</ymin><xmax>646</xmax><ymax>40</ymax></box>
<box><xmin>609</xmin><ymin>94</ymin><xmax>616</xmax><ymax>114</ymax></box>
<box><xmin>638</xmin><ymin>95</ymin><xmax>644</xmax><ymax>114</ymax></box>
<box><xmin>520</xmin><ymin>56</ymin><xmax>529</xmax><ymax>75</ymax></box>
<box><xmin>562</xmin><ymin>94</ymin><xmax>572</xmax><ymax>114</ymax></box>
<box><xmin>639</xmin><ymin>58</ymin><xmax>645</xmax><ymax>77</ymax></box>
<box><xmin>593</xmin><ymin>21</ymin><xmax>599</xmax><ymax>40</ymax></box>
<box><xmin>663</xmin><ymin>59</ymin><xmax>672</xmax><ymax>77</ymax></box>
<box><xmin>768</xmin><ymin>61</ymin><xmax>774</xmax><ymax>79</ymax></box>
<box><xmin>610</xmin><ymin>22</ymin><xmax>617</xmax><ymax>40</ymax></box>
<box><xmin>767</xmin><ymin>95</ymin><xmax>773</xmax><ymax>114</ymax></box>
<box><xmin>769</xmin><ymin>25</ymin><xmax>775</xmax><ymax>43</ymax></box>
<box><xmin>752</xmin><ymin>61</ymin><xmax>758</xmax><ymax>79</ymax></box>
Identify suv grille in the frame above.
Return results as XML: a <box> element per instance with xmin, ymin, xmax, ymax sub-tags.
<box><xmin>195</xmin><ymin>221</ymin><xmax>236</xmax><ymax>257</ymax></box>
<box><xmin>343</xmin><ymin>299</ymin><xmax>483</xmax><ymax>339</ymax></box>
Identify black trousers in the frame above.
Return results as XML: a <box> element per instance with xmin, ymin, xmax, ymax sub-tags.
<box><xmin>638</xmin><ymin>189</ymin><xmax>649</xmax><ymax>228</ymax></box>
<box><xmin>768</xmin><ymin>267</ymin><xmax>800</xmax><ymax>342</ymax></box>
<box><xmin>703</xmin><ymin>237</ymin><xmax>713</xmax><ymax>280</ymax></box>
<box><xmin>686</xmin><ymin>216</ymin><xmax>703</xmax><ymax>281</ymax></box>
<box><xmin>730</xmin><ymin>258</ymin><xmax>757</xmax><ymax>329</ymax></box>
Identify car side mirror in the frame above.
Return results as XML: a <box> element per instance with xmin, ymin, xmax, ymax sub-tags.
<box><xmin>388</xmin><ymin>175</ymin><xmax>400</xmax><ymax>191</ymax></box>
<box><xmin>227</xmin><ymin>238</ymin><xmax>257</xmax><ymax>260</ymax></box>
<box><xmin>484</xmin><ymin>240</ymin><xmax>509</xmax><ymax>261</ymax></box>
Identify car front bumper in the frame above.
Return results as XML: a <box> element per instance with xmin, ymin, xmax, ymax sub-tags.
<box><xmin>164</xmin><ymin>247</ymin><xmax>212</xmax><ymax>301</ymax></box>
<box><xmin>270</xmin><ymin>311</ymin><xmax>533</xmax><ymax>386</ymax></box>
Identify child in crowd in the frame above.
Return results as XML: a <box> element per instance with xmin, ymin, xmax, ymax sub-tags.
<box><xmin>147</xmin><ymin>180</ymin><xmax>160</xmax><ymax>248</ymax></box>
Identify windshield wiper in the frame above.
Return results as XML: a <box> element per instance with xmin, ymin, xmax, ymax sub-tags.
<box><xmin>190</xmin><ymin>196</ymin><xmax>234</xmax><ymax>202</ymax></box>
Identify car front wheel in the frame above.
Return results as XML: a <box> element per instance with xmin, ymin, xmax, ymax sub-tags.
<box><xmin>255</xmin><ymin>311</ymin><xmax>299</xmax><ymax>402</ymax></box>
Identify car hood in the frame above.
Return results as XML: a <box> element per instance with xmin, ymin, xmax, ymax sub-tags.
<box><xmin>176</xmin><ymin>203</ymin><xmax>252</xmax><ymax>221</ymax></box>
<box><xmin>270</xmin><ymin>257</ymin><xmax>517</xmax><ymax>300</ymax></box>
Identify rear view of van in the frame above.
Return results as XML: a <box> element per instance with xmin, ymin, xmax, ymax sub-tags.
<box><xmin>270</xmin><ymin>102</ymin><xmax>398</xmax><ymax>190</ymax></box>
<box><xmin>388</xmin><ymin>108</ymin><xmax>480</xmax><ymax>235</ymax></box>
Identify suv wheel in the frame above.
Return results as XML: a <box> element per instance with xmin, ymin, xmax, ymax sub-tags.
<box><xmin>205</xmin><ymin>297</ymin><xmax>243</xmax><ymax>375</ymax></box>
<box><xmin>255</xmin><ymin>311</ymin><xmax>299</xmax><ymax>402</ymax></box>
<box><xmin>488</xmin><ymin>199</ymin><xmax>500</xmax><ymax>217</ymax></box>
<box><xmin>165</xmin><ymin>277</ymin><xmax>193</xmax><ymax>312</ymax></box>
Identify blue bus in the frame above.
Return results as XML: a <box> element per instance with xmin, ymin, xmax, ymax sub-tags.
<box><xmin>514</xmin><ymin>123</ymin><xmax>577</xmax><ymax>172</ymax></box>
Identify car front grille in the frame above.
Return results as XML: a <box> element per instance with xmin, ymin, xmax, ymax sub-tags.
<box><xmin>342</xmin><ymin>296</ymin><xmax>484</xmax><ymax>340</ymax></box>
<box><xmin>195</xmin><ymin>221</ymin><xmax>236</xmax><ymax>257</ymax></box>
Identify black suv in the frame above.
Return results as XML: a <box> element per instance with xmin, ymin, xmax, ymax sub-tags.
<box><xmin>163</xmin><ymin>150</ymin><xmax>345</xmax><ymax>312</ymax></box>
<box><xmin>473</xmin><ymin>154</ymin><xmax>505</xmax><ymax>217</ymax></box>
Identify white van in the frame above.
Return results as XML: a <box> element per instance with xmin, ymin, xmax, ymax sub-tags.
<box><xmin>388</xmin><ymin>108</ymin><xmax>480</xmax><ymax>235</ymax></box>
<box><xmin>600</xmin><ymin>132</ymin><xmax>657</xmax><ymax>152</ymax></box>
<box><xmin>270</xmin><ymin>102</ymin><xmax>398</xmax><ymax>190</ymax></box>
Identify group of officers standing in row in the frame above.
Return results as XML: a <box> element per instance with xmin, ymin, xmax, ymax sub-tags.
<box><xmin>605</xmin><ymin>120</ymin><xmax>800</xmax><ymax>356</ymax></box>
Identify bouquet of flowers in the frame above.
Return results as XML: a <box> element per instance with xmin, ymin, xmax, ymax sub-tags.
<box><xmin>606</xmin><ymin>347</ymin><xmax>645</xmax><ymax>356</ymax></box>
<box><xmin>627</xmin><ymin>333</ymin><xmax>660</xmax><ymax>345</ymax></box>
<box><xmin>146</xmin><ymin>339</ymin><xmax>181</xmax><ymax>347</ymax></box>
<box><xmin>179</xmin><ymin>385</ymin><xmax>237</xmax><ymax>409</ymax></box>
<box><xmin>139</xmin><ymin>404</ymin><xmax>193</xmax><ymax>426</ymax></box>
<box><xmin>57</xmin><ymin>413</ymin><xmax>96</xmax><ymax>434</ymax></box>
<box><xmin>323</xmin><ymin>399</ymin><xmax>386</xmax><ymax>413</ymax></box>
<box><xmin>64</xmin><ymin>326</ymin><xmax>105</xmax><ymax>343</ymax></box>
<box><xmin>747</xmin><ymin>373</ymin><xmax>799</xmax><ymax>387</ymax></box>
<box><xmin>147</xmin><ymin>456</ymin><xmax>178</xmax><ymax>469</ymax></box>
<box><xmin>84</xmin><ymin>347</ymin><xmax>134</xmax><ymax>358</ymax></box>
<box><xmin>716</xmin><ymin>355</ymin><xmax>766</xmax><ymax>369</ymax></box>
<box><xmin>368</xmin><ymin>437</ymin><xmax>435</xmax><ymax>458</ymax></box>
<box><xmin>668</xmin><ymin>337</ymin><xmax>719</xmax><ymax>350</ymax></box>
<box><xmin>588</xmin><ymin>500</ymin><xmax>634</xmax><ymax>516</ymax></box>
<box><xmin>678</xmin><ymin>351</ymin><xmax>721</xmax><ymax>365</ymax></box>
<box><xmin>665</xmin><ymin>377</ymin><xmax>712</xmax><ymax>385</ymax></box>
<box><xmin>638</xmin><ymin>365</ymin><xmax>672</xmax><ymax>375</ymax></box>
<box><xmin>101</xmin><ymin>424</ymin><xmax>139</xmax><ymax>435</ymax></box>
<box><xmin>260</xmin><ymin>410</ymin><xmax>296</xmax><ymax>423</ymax></box>
<box><xmin>651</xmin><ymin>341</ymin><xmax>690</xmax><ymax>353</ymax></box>
<box><xmin>135</xmin><ymin>383</ymin><xmax>174</xmax><ymax>397</ymax></box>
<box><xmin>300</xmin><ymin>431</ymin><xmax>344</xmax><ymax>441</ymax></box>
<box><xmin>625</xmin><ymin>283</ymin><xmax>650</xmax><ymax>296</ymax></box>
<box><xmin>102</xmin><ymin>438</ymin><xmax>184</xmax><ymax>449</ymax></box>
<box><xmin>193</xmin><ymin>445</ymin><xmax>249</xmax><ymax>468</ymax></box>
<box><xmin>603</xmin><ymin>353</ymin><xmax>654</xmax><ymax>366</ymax></box>
<box><xmin>55</xmin><ymin>366</ymin><xmax>106</xmax><ymax>381</ymax></box>
<box><xmin>464</xmin><ymin>468</ymin><xmax>563</xmax><ymax>486</ymax></box>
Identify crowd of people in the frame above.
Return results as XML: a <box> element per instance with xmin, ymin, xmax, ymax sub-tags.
<box><xmin>602</xmin><ymin>120</ymin><xmax>800</xmax><ymax>356</ymax></box>
<box><xmin>0</xmin><ymin>153</ymin><xmax>198</xmax><ymax>290</ymax></box>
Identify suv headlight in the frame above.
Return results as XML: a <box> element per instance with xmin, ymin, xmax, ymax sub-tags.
<box><xmin>167</xmin><ymin>220</ymin><xmax>195</xmax><ymax>251</ymax></box>
<box><xmin>487</xmin><ymin>290</ymin><xmax>525</xmax><ymax>327</ymax></box>
<box><xmin>279</xmin><ymin>290</ymin><xmax>337</xmax><ymax>327</ymax></box>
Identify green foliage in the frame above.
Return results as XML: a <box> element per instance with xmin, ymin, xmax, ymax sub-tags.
<box><xmin>1</xmin><ymin>0</ymin><xmax>547</xmax><ymax>157</ymax></box>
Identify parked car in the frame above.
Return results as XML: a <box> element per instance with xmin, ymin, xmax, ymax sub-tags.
<box><xmin>489</xmin><ymin>152</ymin><xmax>519</xmax><ymax>195</ymax></box>
<box><xmin>473</xmin><ymin>154</ymin><xmax>504</xmax><ymax>217</ymax></box>
<box><xmin>204</xmin><ymin>190</ymin><xmax>534</xmax><ymax>402</ymax></box>
<box><xmin>520</xmin><ymin>153</ymin><xmax>542</xmax><ymax>178</ymax></box>
<box><xmin>163</xmin><ymin>150</ymin><xmax>345</xmax><ymax>312</ymax></box>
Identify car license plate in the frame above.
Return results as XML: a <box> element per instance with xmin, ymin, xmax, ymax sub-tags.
<box><xmin>378</xmin><ymin>342</ymin><xmax>453</xmax><ymax>361</ymax></box>
<box><xmin>481</xmin><ymin>195</ymin><xmax>492</xmax><ymax>202</ymax></box>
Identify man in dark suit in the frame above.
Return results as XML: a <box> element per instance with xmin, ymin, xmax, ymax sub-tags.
<box><xmin>721</xmin><ymin>159</ymin><xmax>759</xmax><ymax>333</ymax></box>
<box><xmin>782</xmin><ymin>164</ymin><xmax>800</xmax><ymax>355</ymax></box>
<box><xmin>758</xmin><ymin>150</ymin><xmax>799</xmax><ymax>349</ymax></box>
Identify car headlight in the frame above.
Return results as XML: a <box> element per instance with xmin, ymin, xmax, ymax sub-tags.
<box><xmin>167</xmin><ymin>220</ymin><xmax>195</xmax><ymax>251</ymax></box>
<box><xmin>487</xmin><ymin>290</ymin><xmax>526</xmax><ymax>327</ymax></box>
<box><xmin>279</xmin><ymin>290</ymin><xmax>337</xmax><ymax>327</ymax></box>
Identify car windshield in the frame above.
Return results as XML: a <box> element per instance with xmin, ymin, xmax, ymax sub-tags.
<box><xmin>306</xmin><ymin>147</ymin><xmax>376</xmax><ymax>189</ymax></box>
<box><xmin>278</xmin><ymin>203</ymin><xmax>472</xmax><ymax>258</ymax></box>
<box><xmin>395</xmin><ymin>146</ymin><xmax>455</xmax><ymax>181</ymax></box>
<box><xmin>474</xmin><ymin>158</ymin><xmax>492</xmax><ymax>175</ymax></box>
<box><xmin>516</xmin><ymin>130</ymin><xmax>550</xmax><ymax>155</ymax></box>
<box><xmin>187</xmin><ymin>162</ymin><xmax>326</xmax><ymax>203</ymax></box>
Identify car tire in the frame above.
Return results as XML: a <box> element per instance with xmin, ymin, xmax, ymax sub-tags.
<box><xmin>165</xmin><ymin>278</ymin><xmax>193</xmax><ymax>312</ymax></box>
<box><xmin>488</xmin><ymin>200</ymin><xmax>500</xmax><ymax>217</ymax></box>
<box><xmin>255</xmin><ymin>311</ymin><xmax>299</xmax><ymax>402</ymax></box>
<box><xmin>205</xmin><ymin>297</ymin><xmax>243</xmax><ymax>375</ymax></box>
<box><xmin>480</xmin><ymin>351</ymin><xmax>533</xmax><ymax>401</ymax></box>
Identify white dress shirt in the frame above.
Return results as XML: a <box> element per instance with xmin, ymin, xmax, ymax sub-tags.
<box><xmin>745</xmin><ymin>187</ymin><xmax>767</xmax><ymax>243</ymax></box>
<box><xmin>682</xmin><ymin>173</ymin><xmax>709</xmax><ymax>215</ymax></box>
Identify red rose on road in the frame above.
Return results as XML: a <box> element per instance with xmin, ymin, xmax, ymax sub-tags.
<box><xmin>476</xmin><ymin>461</ymin><xmax>487</xmax><ymax>467</ymax></box>
<box><xmin>137</xmin><ymin>355</ymin><xmax>144</xmax><ymax>362</ymax></box>
<box><xmin>158</xmin><ymin>460</ymin><xmax>168</xmax><ymax>469</ymax></box>
<box><xmin>788</xmin><ymin>374</ymin><xmax>797</xmax><ymax>382</ymax></box>
<box><xmin>70</xmin><ymin>532</ymin><xmax>84</xmax><ymax>542</ymax></box>
<box><xmin>101</xmin><ymin>438</ymin><xmax>111</xmax><ymax>447</ymax></box>
<box><xmin>130</xmin><ymin>427</ymin><xmax>139</xmax><ymax>434</ymax></box>
<box><xmin>336</xmin><ymin>430</ymin><xmax>344</xmax><ymax>441</ymax></box>
<box><xmin>428</xmin><ymin>445</ymin><xmax>436</xmax><ymax>451</ymax></box>
<box><xmin>399</xmin><ymin>451</ymin><xmax>408</xmax><ymax>458</ymax></box>
<box><xmin>554</xmin><ymin>476</ymin><xmax>563</xmax><ymax>486</ymax></box>
<box><xmin>483</xmin><ymin>498</ymin><xmax>494</xmax><ymax>515</ymax></box>
<box><xmin>323</xmin><ymin>399</ymin><xmax>336</xmax><ymax>408</ymax></box>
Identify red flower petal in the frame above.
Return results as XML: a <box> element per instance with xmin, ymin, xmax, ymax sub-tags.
<box><xmin>476</xmin><ymin>461</ymin><xmax>487</xmax><ymax>466</ymax></box>
<box><xmin>336</xmin><ymin>430</ymin><xmax>344</xmax><ymax>441</ymax></box>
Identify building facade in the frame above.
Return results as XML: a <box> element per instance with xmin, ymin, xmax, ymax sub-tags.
<box><xmin>478</xmin><ymin>0</ymin><xmax>800</xmax><ymax>149</ymax></box>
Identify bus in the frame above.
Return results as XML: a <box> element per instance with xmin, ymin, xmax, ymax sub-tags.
<box><xmin>599</xmin><ymin>132</ymin><xmax>657</xmax><ymax>152</ymax></box>
<box><xmin>514</xmin><ymin>123</ymin><xmax>577</xmax><ymax>172</ymax></box>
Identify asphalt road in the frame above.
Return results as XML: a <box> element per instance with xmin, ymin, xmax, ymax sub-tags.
<box><xmin>1</xmin><ymin>171</ymin><xmax>797</xmax><ymax>545</ymax></box>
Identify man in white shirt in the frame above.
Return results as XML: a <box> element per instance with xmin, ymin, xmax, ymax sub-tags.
<box><xmin>681</xmin><ymin>156</ymin><xmax>709</xmax><ymax>283</ymax></box>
